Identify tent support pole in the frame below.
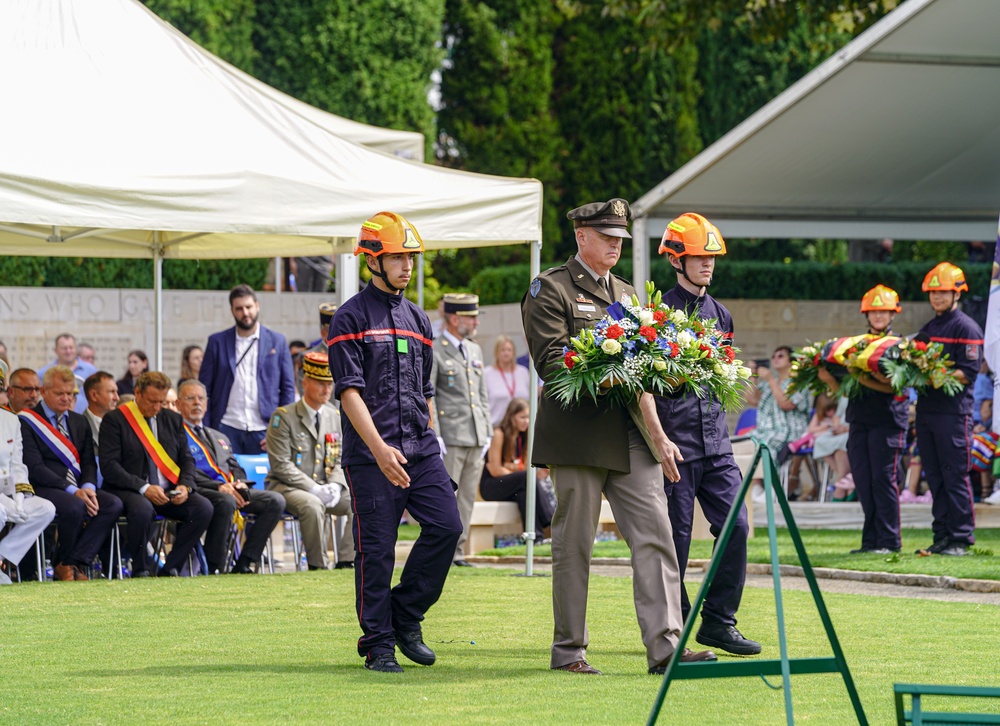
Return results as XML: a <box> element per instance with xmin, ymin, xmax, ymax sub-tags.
<box><xmin>153</xmin><ymin>233</ymin><xmax>163</xmax><ymax>371</ymax></box>
<box><xmin>632</xmin><ymin>215</ymin><xmax>650</xmax><ymax>292</ymax></box>
<box><xmin>417</xmin><ymin>256</ymin><xmax>425</xmax><ymax>309</ymax></box>
<box><xmin>336</xmin><ymin>253</ymin><xmax>359</xmax><ymax>306</ymax></box>
<box><xmin>275</xmin><ymin>257</ymin><xmax>283</xmax><ymax>294</ymax></box>
<box><xmin>525</xmin><ymin>239</ymin><xmax>542</xmax><ymax>576</ymax></box>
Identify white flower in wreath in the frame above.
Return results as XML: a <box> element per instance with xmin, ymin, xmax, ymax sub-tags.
<box><xmin>668</xmin><ymin>310</ymin><xmax>687</xmax><ymax>325</ymax></box>
<box><xmin>638</xmin><ymin>309</ymin><xmax>655</xmax><ymax>326</ymax></box>
<box><xmin>676</xmin><ymin>330</ymin><xmax>694</xmax><ymax>348</ymax></box>
<box><xmin>601</xmin><ymin>339</ymin><xmax>622</xmax><ymax>355</ymax></box>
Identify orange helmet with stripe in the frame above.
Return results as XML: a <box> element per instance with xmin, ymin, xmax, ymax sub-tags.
<box><xmin>922</xmin><ymin>262</ymin><xmax>968</xmax><ymax>293</ymax></box>
<box><xmin>658</xmin><ymin>212</ymin><xmax>727</xmax><ymax>258</ymax></box>
<box><xmin>860</xmin><ymin>284</ymin><xmax>901</xmax><ymax>313</ymax></box>
<box><xmin>355</xmin><ymin>211</ymin><xmax>425</xmax><ymax>258</ymax></box>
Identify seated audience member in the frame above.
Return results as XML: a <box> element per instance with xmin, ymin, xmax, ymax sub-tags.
<box><xmin>165</xmin><ymin>387</ymin><xmax>179</xmax><ymax>413</ymax></box>
<box><xmin>176</xmin><ymin>380</ymin><xmax>284</xmax><ymax>574</ymax></box>
<box><xmin>484</xmin><ymin>336</ymin><xmax>532</xmax><ymax>427</ymax></box>
<box><xmin>0</xmin><ymin>359</ymin><xmax>8</xmax><ymax>410</ymax></box>
<box><xmin>77</xmin><ymin>342</ymin><xmax>96</xmax><ymax>366</ymax></box>
<box><xmin>116</xmin><ymin>349</ymin><xmax>149</xmax><ymax>396</ymax></box>
<box><xmin>118</xmin><ymin>394</ymin><xmax>135</xmax><ymax>407</ymax></box>
<box><xmin>0</xmin><ymin>340</ymin><xmax>8</xmax><ymax>365</ymax></box>
<box><xmin>100</xmin><ymin>372</ymin><xmax>212</xmax><ymax>577</ymax></box>
<box><xmin>83</xmin><ymin>371</ymin><xmax>119</xmax><ymax>456</ymax></box>
<box><xmin>806</xmin><ymin>393</ymin><xmax>852</xmax><ymax>500</ymax></box>
<box><xmin>972</xmin><ymin>362</ymin><xmax>993</xmax><ymax>430</ymax></box>
<box><xmin>480</xmin><ymin>398</ymin><xmax>554</xmax><ymax>541</ymax></box>
<box><xmin>177</xmin><ymin>345</ymin><xmax>203</xmax><ymax>389</ymax></box>
<box><xmin>0</xmin><ymin>373</ymin><xmax>57</xmax><ymax>584</ymax></box>
<box><xmin>7</xmin><ymin>369</ymin><xmax>42</xmax><ymax>414</ymax></box>
<box><xmin>745</xmin><ymin>346</ymin><xmax>810</xmax><ymax>500</ymax></box>
<box><xmin>265</xmin><ymin>352</ymin><xmax>354</xmax><ymax>569</ymax></box>
<box><xmin>20</xmin><ymin>367</ymin><xmax>123</xmax><ymax>581</ymax></box>
<box><xmin>37</xmin><ymin>333</ymin><xmax>97</xmax><ymax>413</ymax></box>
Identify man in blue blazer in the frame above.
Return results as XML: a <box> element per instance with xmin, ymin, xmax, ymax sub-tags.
<box><xmin>199</xmin><ymin>284</ymin><xmax>296</xmax><ymax>454</ymax></box>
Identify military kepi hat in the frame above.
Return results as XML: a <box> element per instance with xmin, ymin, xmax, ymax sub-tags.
<box><xmin>567</xmin><ymin>198</ymin><xmax>632</xmax><ymax>239</ymax></box>
<box><xmin>318</xmin><ymin>302</ymin><xmax>338</xmax><ymax>325</ymax></box>
<box><xmin>302</xmin><ymin>351</ymin><xmax>333</xmax><ymax>382</ymax></box>
<box><xmin>443</xmin><ymin>293</ymin><xmax>480</xmax><ymax>316</ymax></box>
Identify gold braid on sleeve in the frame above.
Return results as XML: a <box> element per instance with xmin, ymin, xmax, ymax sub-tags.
<box><xmin>15</xmin><ymin>482</ymin><xmax>34</xmax><ymax>495</ymax></box>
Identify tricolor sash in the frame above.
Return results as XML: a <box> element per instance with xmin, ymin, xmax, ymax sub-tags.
<box><xmin>855</xmin><ymin>335</ymin><xmax>903</xmax><ymax>374</ymax></box>
<box><xmin>822</xmin><ymin>334</ymin><xmax>875</xmax><ymax>366</ymax></box>
<box><xmin>120</xmin><ymin>401</ymin><xmax>180</xmax><ymax>485</ymax></box>
<box><xmin>184</xmin><ymin>424</ymin><xmax>232</xmax><ymax>484</ymax></box>
<box><xmin>18</xmin><ymin>409</ymin><xmax>81</xmax><ymax>477</ymax></box>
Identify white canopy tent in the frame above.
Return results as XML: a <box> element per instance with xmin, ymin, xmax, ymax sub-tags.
<box><xmin>0</xmin><ymin>0</ymin><xmax>546</xmax><ymax>570</ymax></box>
<box><xmin>630</xmin><ymin>0</ymin><xmax>1000</xmax><ymax>286</ymax></box>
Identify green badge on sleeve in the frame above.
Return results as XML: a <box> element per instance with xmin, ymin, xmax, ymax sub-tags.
<box><xmin>271</xmin><ymin>415</ymin><xmax>281</xmax><ymax>428</ymax></box>
<box><xmin>397</xmin><ymin>338</ymin><xmax>409</xmax><ymax>354</ymax></box>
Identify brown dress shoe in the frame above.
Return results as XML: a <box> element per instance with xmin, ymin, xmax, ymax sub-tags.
<box><xmin>54</xmin><ymin>564</ymin><xmax>76</xmax><ymax>581</ymax></box>
<box><xmin>553</xmin><ymin>660</ymin><xmax>602</xmax><ymax>675</ymax></box>
<box><xmin>73</xmin><ymin>566</ymin><xmax>89</xmax><ymax>581</ymax></box>
<box><xmin>680</xmin><ymin>648</ymin><xmax>717</xmax><ymax>663</ymax></box>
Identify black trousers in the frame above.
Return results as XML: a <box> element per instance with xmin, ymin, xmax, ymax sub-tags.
<box><xmin>32</xmin><ymin>487</ymin><xmax>123</xmax><ymax>567</ymax></box>
<box><xmin>199</xmin><ymin>487</ymin><xmax>285</xmax><ymax>571</ymax></box>
<box><xmin>112</xmin><ymin>489</ymin><xmax>213</xmax><ymax>573</ymax></box>
<box><xmin>479</xmin><ymin>469</ymin><xmax>554</xmax><ymax>537</ymax></box>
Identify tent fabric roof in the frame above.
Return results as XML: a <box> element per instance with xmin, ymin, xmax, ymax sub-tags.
<box><xmin>0</xmin><ymin>0</ymin><xmax>543</xmax><ymax>259</ymax></box>
<box><xmin>633</xmin><ymin>0</ymin><xmax>1000</xmax><ymax>242</ymax></box>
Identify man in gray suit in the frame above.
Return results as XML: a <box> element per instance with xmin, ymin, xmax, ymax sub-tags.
<box><xmin>265</xmin><ymin>352</ymin><xmax>355</xmax><ymax>569</ymax></box>
<box><xmin>176</xmin><ymin>380</ymin><xmax>285</xmax><ymax>574</ymax></box>
<box><xmin>431</xmin><ymin>294</ymin><xmax>491</xmax><ymax>566</ymax></box>
<box><xmin>521</xmin><ymin>198</ymin><xmax>716</xmax><ymax>675</ymax></box>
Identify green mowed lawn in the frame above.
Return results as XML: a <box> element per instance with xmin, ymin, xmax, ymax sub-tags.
<box><xmin>479</xmin><ymin>527</ymin><xmax>1000</xmax><ymax>580</ymax></box>
<box><xmin>2</xmin><ymin>567</ymin><xmax>998</xmax><ymax>724</ymax></box>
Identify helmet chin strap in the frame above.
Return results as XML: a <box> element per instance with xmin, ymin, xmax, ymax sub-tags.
<box><xmin>369</xmin><ymin>256</ymin><xmax>403</xmax><ymax>293</ymax></box>
<box><xmin>677</xmin><ymin>257</ymin><xmax>711</xmax><ymax>289</ymax></box>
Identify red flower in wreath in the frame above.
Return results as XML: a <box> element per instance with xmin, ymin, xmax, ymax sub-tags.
<box><xmin>913</xmin><ymin>340</ymin><xmax>928</xmax><ymax>352</ymax></box>
<box><xmin>653</xmin><ymin>310</ymin><xmax>667</xmax><ymax>324</ymax></box>
<box><xmin>699</xmin><ymin>344</ymin><xmax>713</xmax><ymax>359</ymax></box>
<box><xmin>668</xmin><ymin>342</ymin><xmax>680</xmax><ymax>358</ymax></box>
<box><xmin>563</xmin><ymin>351</ymin><xmax>578</xmax><ymax>369</ymax></box>
<box><xmin>606</xmin><ymin>324</ymin><xmax>624</xmax><ymax>340</ymax></box>
<box><xmin>723</xmin><ymin>346</ymin><xmax>736</xmax><ymax>363</ymax></box>
<box><xmin>639</xmin><ymin>325</ymin><xmax>657</xmax><ymax>342</ymax></box>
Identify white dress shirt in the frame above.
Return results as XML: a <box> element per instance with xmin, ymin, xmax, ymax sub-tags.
<box><xmin>221</xmin><ymin>327</ymin><xmax>267</xmax><ymax>431</ymax></box>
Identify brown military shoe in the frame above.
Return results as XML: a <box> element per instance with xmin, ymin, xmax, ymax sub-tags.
<box><xmin>553</xmin><ymin>660</ymin><xmax>602</xmax><ymax>675</ymax></box>
<box><xmin>54</xmin><ymin>564</ymin><xmax>76</xmax><ymax>581</ymax></box>
<box><xmin>73</xmin><ymin>566</ymin><xmax>89</xmax><ymax>581</ymax></box>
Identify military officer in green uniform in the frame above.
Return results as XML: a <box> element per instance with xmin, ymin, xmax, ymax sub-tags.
<box><xmin>521</xmin><ymin>197</ymin><xmax>716</xmax><ymax>675</ymax></box>
<box><xmin>430</xmin><ymin>293</ymin><xmax>492</xmax><ymax>566</ymax></box>
<box><xmin>296</xmin><ymin>302</ymin><xmax>338</xmax><ymax>404</ymax></box>
<box><xmin>265</xmin><ymin>351</ymin><xmax>355</xmax><ymax>569</ymax></box>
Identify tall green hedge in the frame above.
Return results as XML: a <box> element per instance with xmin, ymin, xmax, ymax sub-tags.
<box><xmin>469</xmin><ymin>261</ymin><xmax>993</xmax><ymax>306</ymax></box>
<box><xmin>0</xmin><ymin>257</ymin><xmax>268</xmax><ymax>290</ymax></box>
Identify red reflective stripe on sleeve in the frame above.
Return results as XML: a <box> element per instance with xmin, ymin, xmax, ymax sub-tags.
<box><xmin>929</xmin><ymin>337</ymin><xmax>984</xmax><ymax>345</ymax></box>
<box><xmin>328</xmin><ymin>329</ymin><xmax>432</xmax><ymax>346</ymax></box>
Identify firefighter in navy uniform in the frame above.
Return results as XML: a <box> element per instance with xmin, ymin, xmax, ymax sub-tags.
<box><xmin>914</xmin><ymin>262</ymin><xmax>984</xmax><ymax>557</ymax></box>
<box><xmin>328</xmin><ymin>212</ymin><xmax>463</xmax><ymax>673</ymax></box>
<box><xmin>819</xmin><ymin>285</ymin><xmax>909</xmax><ymax>554</ymax></box>
<box><xmin>654</xmin><ymin>212</ymin><xmax>761</xmax><ymax>657</ymax></box>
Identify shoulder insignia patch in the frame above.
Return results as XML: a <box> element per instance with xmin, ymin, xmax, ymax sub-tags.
<box><xmin>530</xmin><ymin>278</ymin><xmax>541</xmax><ymax>298</ymax></box>
<box><xmin>271</xmin><ymin>415</ymin><xmax>281</xmax><ymax>428</ymax></box>
<box><xmin>967</xmin><ymin>344</ymin><xmax>980</xmax><ymax>360</ymax></box>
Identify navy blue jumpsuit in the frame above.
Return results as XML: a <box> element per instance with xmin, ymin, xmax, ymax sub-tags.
<box><xmin>655</xmin><ymin>285</ymin><xmax>749</xmax><ymax>628</ymax></box>
<box><xmin>845</xmin><ymin>346</ymin><xmax>908</xmax><ymax>551</ymax></box>
<box><xmin>329</xmin><ymin>283</ymin><xmax>463</xmax><ymax>660</ymax></box>
<box><xmin>916</xmin><ymin>307</ymin><xmax>983</xmax><ymax>549</ymax></box>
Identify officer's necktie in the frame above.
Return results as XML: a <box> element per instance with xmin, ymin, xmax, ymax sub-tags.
<box><xmin>458</xmin><ymin>341</ymin><xmax>467</xmax><ymax>361</ymax></box>
<box><xmin>55</xmin><ymin>414</ymin><xmax>77</xmax><ymax>486</ymax></box>
<box><xmin>598</xmin><ymin>276</ymin><xmax>609</xmax><ymax>299</ymax></box>
<box><xmin>315</xmin><ymin>412</ymin><xmax>321</xmax><ymax>434</ymax></box>
<box><xmin>195</xmin><ymin>425</ymin><xmax>209</xmax><ymax>448</ymax></box>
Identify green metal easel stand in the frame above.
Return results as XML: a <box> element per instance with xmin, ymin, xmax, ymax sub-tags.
<box><xmin>647</xmin><ymin>440</ymin><xmax>868</xmax><ymax>725</ymax></box>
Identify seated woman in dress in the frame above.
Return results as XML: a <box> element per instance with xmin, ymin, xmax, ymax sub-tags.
<box><xmin>479</xmin><ymin>398</ymin><xmax>554</xmax><ymax>542</ymax></box>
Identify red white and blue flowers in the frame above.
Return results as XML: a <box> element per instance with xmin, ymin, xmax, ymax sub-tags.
<box><xmin>547</xmin><ymin>281</ymin><xmax>752</xmax><ymax>409</ymax></box>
